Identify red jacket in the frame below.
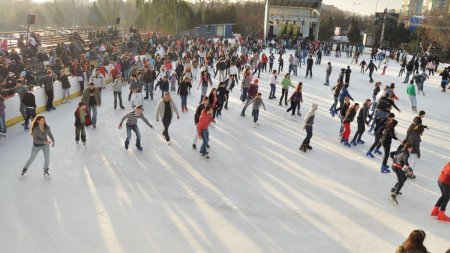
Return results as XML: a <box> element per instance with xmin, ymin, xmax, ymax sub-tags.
<box><xmin>438</xmin><ymin>163</ymin><xmax>450</xmax><ymax>185</ymax></box>
<box><xmin>197</xmin><ymin>111</ymin><xmax>212</xmax><ymax>135</ymax></box>
<box><xmin>261</xmin><ymin>54</ymin><xmax>268</xmax><ymax>63</ymax></box>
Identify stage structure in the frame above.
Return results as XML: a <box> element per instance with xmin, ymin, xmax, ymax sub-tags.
<box><xmin>264</xmin><ymin>0</ymin><xmax>322</xmax><ymax>40</ymax></box>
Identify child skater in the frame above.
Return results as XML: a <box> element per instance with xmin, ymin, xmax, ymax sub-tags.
<box><xmin>299</xmin><ymin>103</ymin><xmax>318</xmax><ymax>152</ymax></box>
<box><xmin>242</xmin><ymin>92</ymin><xmax>266</xmax><ymax>127</ymax></box>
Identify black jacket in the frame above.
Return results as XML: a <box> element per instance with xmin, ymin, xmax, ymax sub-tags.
<box><xmin>177</xmin><ymin>81</ymin><xmax>191</xmax><ymax>96</ymax></box>
<box><xmin>344</xmin><ymin>108</ymin><xmax>357</xmax><ymax>123</ymax></box>
<box><xmin>22</xmin><ymin>93</ymin><xmax>36</xmax><ymax>108</ymax></box>
<box><xmin>357</xmin><ymin>104</ymin><xmax>371</xmax><ymax>124</ymax></box>
<box><xmin>194</xmin><ymin>103</ymin><xmax>206</xmax><ymax>124</ymax></box>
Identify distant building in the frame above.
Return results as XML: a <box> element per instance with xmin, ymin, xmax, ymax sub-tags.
<box><xmin>402</xmin><ymin>0</ymin><xmax>424</xmax><ymax>16</ymax></box>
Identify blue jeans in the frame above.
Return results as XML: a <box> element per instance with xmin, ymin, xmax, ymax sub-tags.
<box><xmin>24</xmin><ymin>144</ymin><xmax>50</xmax><ymax>169</ymax></box>
<box><xmin>180</xmin><ymin>95</ymin><xmax>187</xmax><ymax>109</ymax></box>
<box><xmin>330</xmin><ymin>96</ymin><xmax>338</xmax><ymax>112</ymax></box>
<box><xmin>125</xmin><ymin>124</ymin><xmax>141</xmax><ymax>148</ymax></box>
<box><xmin>269</xmin><ymin>83</ymin><xmax>276</xmax><ymax>98</ymax></box>
<box><xmin>0</xmin><ymin>114</ymin><xmax>6</xmax><ymax>133</ymax></box>
<box><xmin>252</xmin><ymin>109</ymin><xmax>259</xmax><ymax>122</ymax></box>
<box><xmin>241</xmin><ymin>87</ymin><xmax>248</xmax><ymax>102</ymax></box>
<box><xmin>200</xmin><ymin>129</ymin><xmax>209</xmax><ymax>155</ymax></box>
<box><xmin>88</xmin><ymin>105</ymin><xmax>97</xmax><ymax>126</ymax></box>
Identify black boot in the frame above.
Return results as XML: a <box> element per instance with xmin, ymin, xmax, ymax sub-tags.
<box><xmin>21</xmin><ymin>168</ymin><xmax>28</xmax><ymax>176</ymax></box>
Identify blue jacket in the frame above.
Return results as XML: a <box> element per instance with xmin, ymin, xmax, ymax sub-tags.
<box><xmin>339</xmin><ymin>87</ymin><xmax>354</xmax><ymax>102</ymax></box>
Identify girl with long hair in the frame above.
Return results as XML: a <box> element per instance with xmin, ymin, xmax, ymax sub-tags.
<box><xmin>21</xmin><ymin>115</ymin><xmax>55</xmax><ymax>176</ymax></box>
<box><xmin>396</xmin><ymin>229</ymin><xmax>428</xmax><ymax>253</ymax></box>
<box><xmin>341</xmin><ymin>103</ymin><xmax>359</xmax><ymax>147</ymax></box>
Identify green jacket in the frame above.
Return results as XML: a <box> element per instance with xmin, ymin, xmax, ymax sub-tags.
<box><xmin>281</xmin><ymin>78</ymin><xmax>294</xmax><ymax>89</ymax></box>
<box><xmin>406</xmin><ymin>84</ymin><xmax>416</xmax><ymax>96</ymax></box>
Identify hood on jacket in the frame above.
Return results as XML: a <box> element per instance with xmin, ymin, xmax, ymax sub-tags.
<box><xmin>311</xmin><ymin>103</ymin><xmax>318</xmax><ymax>112</ymax></box>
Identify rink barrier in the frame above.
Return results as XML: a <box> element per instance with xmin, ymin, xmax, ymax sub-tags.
<box><xmin>5</xmin><ymin>77</ymin><xmax>82</xmax><ymax>127</ymax></box>
<box><xmin>5</xmin><ymin>65</ymin><xmax>114</xmax><ymax>127</ymax></box>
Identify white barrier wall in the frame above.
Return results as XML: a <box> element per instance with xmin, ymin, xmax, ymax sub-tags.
<box><xmin>5</xmin><ymin>77</ymin><xmax>81</xmax><ymax>125</ymax></box>
<box><xmin>5</xmin><ymin>64</ymin><xmax>114</xmax><ymax>126</ymax></box>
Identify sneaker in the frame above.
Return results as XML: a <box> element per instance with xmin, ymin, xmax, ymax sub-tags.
<box><xmin>431</xmin><ymin>207</ymin><xmax>439</xmax><ymax>216</ymax></box>
<box><xmin>437</xmin><ymin>211</ymin><xmax>450</xmax><ymax>222</ymax></box>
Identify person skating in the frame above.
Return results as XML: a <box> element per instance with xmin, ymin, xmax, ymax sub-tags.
<box><xmin>341</xmin><ymin>103</ymin><xmax>359</xmax><ymax>147</ymax></box>
<box><xmin>333</xmin><ymin>83</ymin><xmax>353</xmax><ymax>117</ymax></box>
<box><xmin>269</xmin><ymin>70</ymin><xmax>278</xmax><ymax>99</ymax></box>
<box><xmin>119</xmin><ymin>105</ymin><xmax>154</xmax><ymax>151</ymax></box>
<box><xmin>344</xmin><ymin>66</ymin><xmax>351</xmax><ymax>85</ymax></box>
<box><xmin>177</xmin><ymin>77</ymin><xmax>192</xmax><ymax>112</ymax></box>
<box><xmin>112</xmin><ymin>75</ymin><xmax>126</xmax><ymax>109</ymax></box>
<box><xmin>413</xmin><ymin>70</ymin><xmax>428</xmax><ymax>96</ymax></box>
<box><xmin>279</xmin><ymin>73</ymin><xmax>294</xmax><ymax>106</ymax></box>
<box><xmin>241</xmin><ymin>79</ymin><xmax>259</xmax><ymax>116</ymax></box>
<box><xmin>286</xmin><ymin>84</ymin><xmax>303</xmax><ymax>117</ymax></box>
<box><xmin>367</xmin><ymin>112</ymin><xmax>395</xmax><ymax>158</ymax></box>
<box><xmin>305</xmin><ymin>55</ymin><xmax>313</xmax><ymax>78</ymax></box>
<box><xmin>351</xmin><ymin>99</ymin><xmax>372</xmax><ymax>146</ymax></box>
<box><xmin>390</xmin><ymin>143</ymin><xmax>412</xmax><ymax>204</ymax></box>
<box><xmin>324</xmin><ymin>62</ymin><xmax>332</xmax><ymax>85</ymax></box>
<box><xmin>155</xmin><ymin>75</ymin><xmax>170</xmax><ymax>98</ymax></box>
<box><xmin>81</xmin><ymin>82</ymin><xmax>101</xmax><ymax>129</ymax></box>
<box><xmin>366</xmin><ymin>60</ymin><xmax>377</xmax><ymax>83</ymax></box>
<box><xmin>223</xmin><ymin>74</ymin><xmax>235</xmax><ymax>109</ymax></box>
<box><xmin>329</xmin><ymin>80</ymin><xmax>343</xmax><ymax>116</ymax></box>
<box><xmin>439</xmin><ymin>67</ymin><xmax>449</xmax><ymax>92</ymax></box>
<box><xmin>74</xmin><ymin>102</ymin><xmax>92</xmax><ymax>145</ymax></box>
<box><xmin>299</xmin><ymin>103</ymin><xmax>318</xmax><ymax>152</ymax></box>
<box><xmin>359</xmin><ymin>59</ymin><xmax>367</xmax><ymax>73</ymax></box>
<box><xmin>431</xmin><ymin>162</ymin><xmax>450</xmax><ymax>222</ymax></box>
<box><xmin>406</xmin><ymin>125</ymin><xmax>424</xmax><ymax>179</ymax></box>
<box><xmin>22</xmin><ymin>85</ymin><xmax>36</xmax><ymax>131</ymax></box>
<box><xmin>192</xmin><ymin>96</ymin><xmax>209</xmax><ymax>149</ymax></box>
<box><xmin>197</xmin><ymin>70</ymin><xmax>212</xmax><ymax>102</ymax></box>
<box><xmin>0</xmin><ymin>95</ymin><xmax>5</xmax><ymax>141</ymax></box>
<box><xmin>380</xmin><ymin>119</ymin><xmax>400</xmax><ymax>173</ymax></box>
<box><xmin>197</xmin><ymin>105</ymin><xmax>214</xmax><ymax>159</ymax></box>
<box><xmin>407</xmin><ymin>80</ymin><xmax>418</xmax><ymax>112</ymax></box>
<box><xmin>405</xmin><ymin>110</ymin><xmax>428</xmax><ymax>142</ymax></box>
<box><xmin>21</xmin><ymin>115</ymin><xmax>55</xmax><ymax>176</ymax></box>
<box><xmin>156</xmin><ymin>92</ymin><xmax>180</xmax><ymax>143</ymax></box>
<box><xmin>242</xmin><ymin>92</ymin><xmax>266</xmax><ymax>127</ymax></box>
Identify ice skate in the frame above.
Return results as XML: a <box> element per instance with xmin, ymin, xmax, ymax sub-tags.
<box><xmin>431</xmin><ymin>207</ymin><xmax>439</xmax><ymax>217</ymax></box>
<box><xmin>43</xmin><ymin>168</ymin><xmax>50</xmax><ymax>176</ymax></box>
<box><xmin>390</xmin><ymin>193</ymin><xmax>398</xmax><ymax>205</ymax></box>
<box><xmin>21</xmin><ymin>168</ymin><xmax>28</xmax><ymax>176</ymax></box>
<box><xmin>437</xmin><ymin>211</ymin><xmax>450</xmax><ymax>222</ymax></box>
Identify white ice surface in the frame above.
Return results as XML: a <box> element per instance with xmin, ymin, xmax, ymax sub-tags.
<box><xmin>1</xmin><ymin>50</ymin><xmax>449</xmax><ymax>253</ymax></box>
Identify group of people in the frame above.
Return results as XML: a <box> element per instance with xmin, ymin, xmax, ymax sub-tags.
<box><xmin>1</xmin><ymin>30</ymin><xmax>449</xmax><ymax>228</ymax></box>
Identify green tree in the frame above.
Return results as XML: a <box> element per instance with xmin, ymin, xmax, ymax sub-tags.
<box><xmin>318</xmin><ymin>17</ymin><xmax>333</xmax><ymax>41</ymax></box>
<box><xmin>347</xmin><ymin>18</ymin><xmax>361</xmax><ymax>43</ymax></box>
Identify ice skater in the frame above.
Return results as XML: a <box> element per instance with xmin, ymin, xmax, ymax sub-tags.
<box><xmin>21</xmin><ymin>115</ymin><xmax>55</xmax><ymax>176</ymax></box>
<box><xmin>351</xmin><ymin>99</ymin><xmax>372</xmax><ymax>146</ymax></box>
<box><xmin>197</xmin><ymin>105</ymin><xmax>214</xmax><ymax>159</ymax></box>
<box><xmin>390</xmin><ymin>143</ymin><xmax>412</xmax><ymax>205</ymax></box>
<box><xmin>380</xmin><ymin>119</ymin><xmax>400</xmax><ymax>173</ymax></box>
<box><xmin>242</xmin><ymin>92</ymin><xmax>266</xmax><ymax>127</ymax></box>
<box><xmin>299</xmin><ymin>103</ymin><xmax>318</xmax><ymax>152</ymax></box>
<box><xmin>341</xmin><ymin>103</ymin><xmax>359</xmax><ymax>147</ymax></box>
<box><xmin>119</xmin><ymin>105</ymin><xmax>154</xmax><ymax>151</ymax></box>
<box><xmin>74</xmin><ymin>102</ymin><xmax>92</xmax><ymax>145</ymax></box>
<box><xmin>193</xmin><ymin>97</ymin><xmax>209</xmax><ymax>149</ymax></box>
<box><xmin>431</xmin><ymin>162</ymin><xmax>450</xmax><ymax>222</ymax></box>
<box><xmin>156</xmin><ymin>92</ymin><xmax>180</xmax><ymax>143</ymax></box>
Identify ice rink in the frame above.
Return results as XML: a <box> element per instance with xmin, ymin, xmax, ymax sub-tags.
<box><xmin>1</xmin><ymin>49</ymin><xmax>449</xmax><ymax>252</ymax></box>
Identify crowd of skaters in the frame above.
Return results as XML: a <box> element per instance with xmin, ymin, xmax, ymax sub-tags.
<box><xmin>0</xmin><ymin>31</ymin><xmax>449</xmax><ymax>227</ymax></box>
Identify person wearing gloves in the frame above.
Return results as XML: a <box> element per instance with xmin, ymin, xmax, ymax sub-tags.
<box><xmin>118</xmin><ymin>105</ymin><xmax>154</xmax><ymax>151</ymax></box>
<box><xmin>299</xmin><ymin>103</ymin><xmax>318</xmax><ymax>152</ymax></box>
<box><xmin>390</xmin><ymin>143</ymin><xmax>413</xmax><ymax>205</ymax></box>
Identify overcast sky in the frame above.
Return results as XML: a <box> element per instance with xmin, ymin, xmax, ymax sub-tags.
<box><xmin>322</xmin><ymin>0</ymin><xmax>403</xmax><ymax>15</ymax></box>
